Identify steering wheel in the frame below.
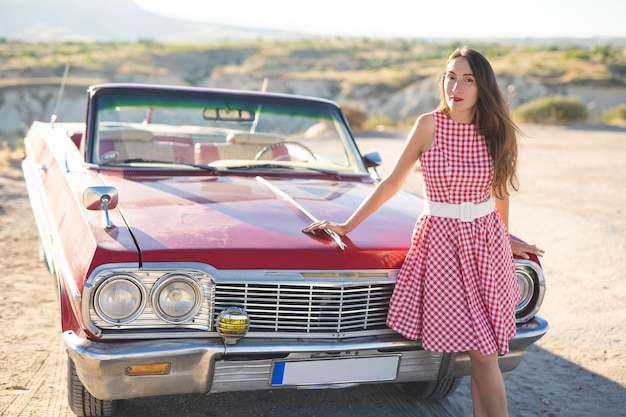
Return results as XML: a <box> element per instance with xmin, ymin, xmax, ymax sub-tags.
<box><xmin>254</xmin><ymin>141</ymin><xmax>317</xmax><ymax>162</ymax></box>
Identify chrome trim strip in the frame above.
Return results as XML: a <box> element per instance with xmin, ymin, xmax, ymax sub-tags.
<box><xmin>89</xmin><ymin>263</ymin><xmax>398</xmax><ymax>284</ymax></box>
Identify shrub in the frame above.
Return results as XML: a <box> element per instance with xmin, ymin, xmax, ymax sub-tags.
<box><xmin>514</xmin><ymin>96</ymin><xmax>588</xmax><ymax>124</ymax></box>
<box><xmin>340</xmin><ymin>101</ymin><xmax>368</xmax><ymax>131</ymax></box>
<box><xmin>364</xmin><ymin>114</ymin><xmax>397</xmax><ymax>130</ymax></box>
<box><xmin>602</xmin><ymin>103</ymin><xmax>626</xmax><ymax>125</ymax></box>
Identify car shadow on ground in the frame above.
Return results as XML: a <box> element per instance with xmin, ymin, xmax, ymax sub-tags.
<box><xmin>114</xmin><ymin>345</ymin><xmax>625</xmax><ymax>417</ymax></box>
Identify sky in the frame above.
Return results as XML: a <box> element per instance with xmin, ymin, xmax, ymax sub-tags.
<box><xmin>133</xmin><ymin>0</ymin><xmax>626</xmax><ymax>39</ymax></box>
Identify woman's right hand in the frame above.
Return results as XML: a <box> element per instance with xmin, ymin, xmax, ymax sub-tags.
<box><xmin>302</xmin><ymin>220</ymin><xmax>348</xmax><ymax>236</ymax></box>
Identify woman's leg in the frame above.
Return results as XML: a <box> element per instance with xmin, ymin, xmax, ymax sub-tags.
<box><xmin>468</xmin><ymin>350</ymin><xmax>508</xmax><ymax>417</ymax></box>
<box><xmin>470</xmin><ymin>374</ymin><xmax>488</xmax><ymax>417</ymax></box>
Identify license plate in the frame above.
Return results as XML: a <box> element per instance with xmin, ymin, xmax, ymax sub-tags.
<box><xmin>270</xmin><ymin>355</ymin><xmax>400</xmax><ymax>386</ymax></box>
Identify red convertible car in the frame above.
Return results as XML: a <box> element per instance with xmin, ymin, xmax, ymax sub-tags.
<box><xmin>22</xmin><ymin>83</ymin><xmax>547</xmax><ymax>416</ymax></box>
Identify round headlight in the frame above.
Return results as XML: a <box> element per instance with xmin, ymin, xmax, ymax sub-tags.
<box><xmin>151</xmin><ymin>274</ymin><xmax>203</xmax><ymax>323</ymax></box>
<box><xmin>94</xmin><ymin>275</ymin><xmax>146</xmax><ymax>324</ymax></box>
<box><xmin>516</xmin><ymin>267</ymin><xmax>536</xmax><ymax>317</ymax></box>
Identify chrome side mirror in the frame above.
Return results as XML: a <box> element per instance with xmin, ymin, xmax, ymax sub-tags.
<box><xmin>363</xmin><ymin>151</ymin><xmax>382</xmax><ymax>168</ymax></box>
<box><xmin>363</xmin><ymin>152</ymin><xmax>382</xmax><ymax>180</ymax></box>
<box><xmin>83</xmin><ymin>186</ymin><xmax>118</xmax><ymax>229</ymax></box>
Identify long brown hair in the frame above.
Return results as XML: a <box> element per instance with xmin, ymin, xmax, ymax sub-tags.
<box><xmin>436</xmin><ymin>46</ymin><xmax>519</xmax><ymax>198</ymax></box>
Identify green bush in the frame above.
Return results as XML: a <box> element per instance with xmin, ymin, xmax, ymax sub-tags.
<box><xmin>364</xmin><ymin>114</ymin><xmax>397</xmax><ymax>130</ymax></box>
<box><xmin>602</xmin><ymin>103</ymin><xmax>626</xmax><ymax>125</ymax></box>
<box><xmin>340</xmin><ymin>102</ymin><xmax>369</xmax><ymax>131</ymax></box>
<box><xmin>514</xmin><ymin>96</ymin><xmax>588</xmax><ymax>124</ymax></box>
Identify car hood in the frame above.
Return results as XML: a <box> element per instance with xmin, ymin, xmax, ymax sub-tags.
<box><xmin>100</xmin><ymin>173</ymin><xmax>421</xmax><ymax>270</ymax></box>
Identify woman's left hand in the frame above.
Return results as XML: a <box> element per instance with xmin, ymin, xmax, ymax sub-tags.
<box><xmin>511</xmin><ymin>239</ymin><xmax>544</xmax><ymax>259</ymax></box>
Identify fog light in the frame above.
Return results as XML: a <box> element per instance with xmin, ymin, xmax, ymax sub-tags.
<box><xmin>126</xmin><ymin>363</ymin><xmax>171</xmax><ymax>376</ymax></box>
<box><xmin>215</xmin><ymin>307</ymin><xmax>250</xmax><ymax>344</ymax></box>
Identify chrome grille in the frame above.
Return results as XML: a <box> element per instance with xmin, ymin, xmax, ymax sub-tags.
<box><xmin>214</xmin><ymin>282</ymin><xmax>394</xmax><ymax>334</ymax></box>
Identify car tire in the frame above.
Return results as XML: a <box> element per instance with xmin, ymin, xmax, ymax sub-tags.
<box><xmin>398</xmin><ymin>376</ymin><xmax>463</xmax><ymax>400</ymax></box>
<box><xmin>67</xmin><ymin>357</ymin><xmax>119</xmax><ymax>417</ymax></box>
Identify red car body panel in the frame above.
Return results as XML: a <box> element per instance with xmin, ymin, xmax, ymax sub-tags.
<box><xmin>98</xmin><ymin>172</ymin><xmax>419</xmax><ymax>269</ymax></box>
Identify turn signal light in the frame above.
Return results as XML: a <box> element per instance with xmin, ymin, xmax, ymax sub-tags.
<box><xmin>126</xmin><ymin>363</ymin><xmax>171</xmax><ymax>376</ymax></box>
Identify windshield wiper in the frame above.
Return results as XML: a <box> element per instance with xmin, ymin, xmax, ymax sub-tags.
<box><xmin>226</xmin><ymin>163</ymin><xmax>340</xmax><ymax>176</ymax></box>
<box><xmin>226</xmin><ymin>163</ymin><xmax>295</xmax><ymax>170</ymax></box>
<box><xmin>290</xmin><ymin>165</ymin><xmax>341</xmax><ymax>176</ymax></box>
<box><xmin>101</xmin><ymin>158</ymin><xmax>220</xmax><ymax>172</ymax></box>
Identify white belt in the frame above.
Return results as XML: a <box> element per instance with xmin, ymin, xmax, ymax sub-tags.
<box><xmin>422</xmin><ymin>198</ymin><xmax>495</xmax><ymax>222</ymax></box>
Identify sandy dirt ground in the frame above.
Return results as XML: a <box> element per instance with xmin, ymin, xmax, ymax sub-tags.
<box><xmin>0</xmin><ymin>124</ymin><xmax>624</xmax><ymax>416</ymax></box>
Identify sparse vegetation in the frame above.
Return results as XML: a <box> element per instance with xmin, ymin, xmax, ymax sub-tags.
<box><xmin>365</xmin><ymin>114</ymin><xmax>399</xmax><ymax>130</ymax></box>
<box><xmin>340</xmin><ymin>101</ymin><xmax>369</xmax><ymax>131</ymax></box>
<box><xmin>602</xmin><ymin>103</ymin><xmax>626</xmax><ymax>125</ymax></box>
<box><xmin>0</xmin><ymin>141</ymin><xmax>24</xmax><ymax>178</ymax></box>
<box><xmin>514</xmin><ymin>96</ymin><xmax>588</xmax><ymax>124</ymax></box>
<box><xmin>0</xmin><ymin>39</ymin><xmax>625</xmax><ymax>144</ymax></box>
<box><xmin>2</xmin><ymin>40</ymin><xmax>625</xmax><ymax>86</ymax></box>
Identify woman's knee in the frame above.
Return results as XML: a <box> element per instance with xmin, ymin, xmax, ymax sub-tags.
<box><xmin>468</xmin><ymin>350</ymin><xmax>499</xmax><ymax>369</ymax></box>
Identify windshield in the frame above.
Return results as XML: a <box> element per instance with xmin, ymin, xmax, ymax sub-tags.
<box><xmin>89</xmin><ymin>90</ymin><xmax>366</xmax><ymax>174</ymax></box>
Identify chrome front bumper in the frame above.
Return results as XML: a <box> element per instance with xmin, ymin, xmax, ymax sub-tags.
<box><xmin>63</xmin><ymin>316</ymin><xmax>548</xmax><ymax>401</ymax></box>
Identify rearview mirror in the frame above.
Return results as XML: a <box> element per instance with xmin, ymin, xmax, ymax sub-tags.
<box><xmin>203</xmin><ymin>108</ymin><xmax>255</xmax><ymax>121</ymax></box>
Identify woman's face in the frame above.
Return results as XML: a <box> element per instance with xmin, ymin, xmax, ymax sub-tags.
<box><xmin>444</xmin><ymin>56</ymin><xmax>478</xmax><ymax>121</ymax></box>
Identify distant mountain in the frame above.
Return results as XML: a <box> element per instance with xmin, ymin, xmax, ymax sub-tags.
<box><xmin>0</xmin><ymin>0</ymin><xmax>304</xmax><ymax>42</ymax></box>
<box><xmin>2</xmin><ymin>0</ymin><xmax>625</xmax><ymax>47</ymax></box>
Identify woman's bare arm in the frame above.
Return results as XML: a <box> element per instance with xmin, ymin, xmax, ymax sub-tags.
<box><xmin>303</xmin><ymin>113</ymin><xmax>435</xmax><ymax>235</ymax></box>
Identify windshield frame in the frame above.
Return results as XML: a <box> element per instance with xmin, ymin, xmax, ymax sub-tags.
<box><xmin>85</xmin><ymin>84</ymin><xmax>369</xmax><ymax>175</ymax></box>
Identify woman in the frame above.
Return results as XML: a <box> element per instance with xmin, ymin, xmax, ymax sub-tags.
<box><xmin>303</xmin><ymin>47</ymin><xmax>543</xmax><ymax>417</ymax></box>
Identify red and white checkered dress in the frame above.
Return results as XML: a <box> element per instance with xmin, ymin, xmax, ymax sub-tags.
<box><xmin>386</xmin><ymin>111</ymin><xmax>519</xmax><ymax>355</ymax></box>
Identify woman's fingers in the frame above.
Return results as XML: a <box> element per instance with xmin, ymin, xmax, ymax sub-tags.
<box><xmin>302</xmin><ymin>220</ymin><xmax>345</xmax><ymax>235</ymax></box>
<box><xmin>302</xmin><ymin>220</ymin><xmax>329</xmax><ymax>233</ymax></box>
<box><xmin>511</xmin><ymin>240</ymin><xmax>544</xmax><ymax>259</ymax></box>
